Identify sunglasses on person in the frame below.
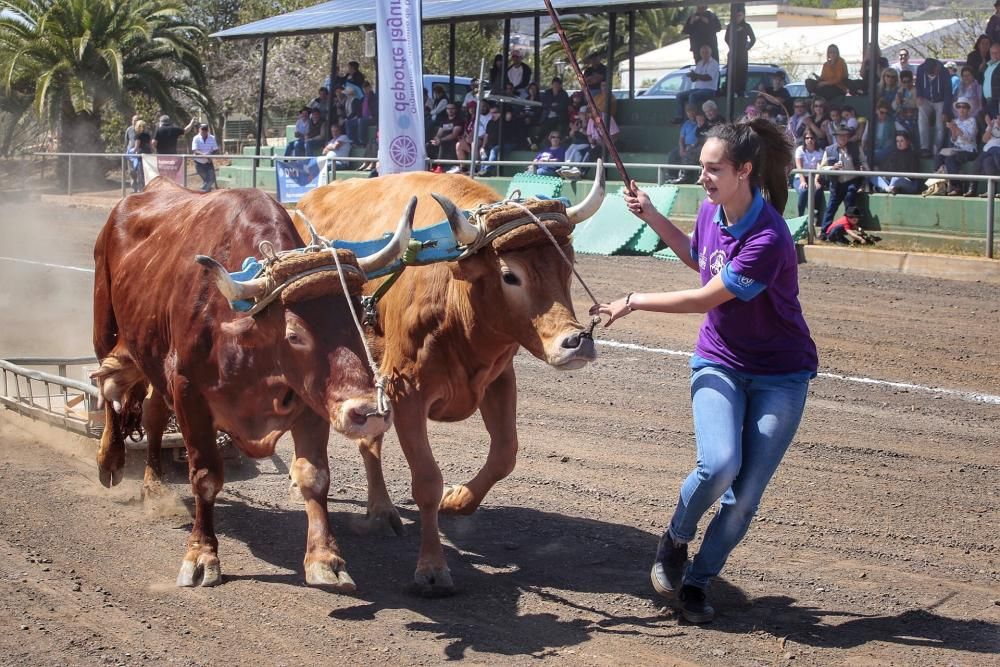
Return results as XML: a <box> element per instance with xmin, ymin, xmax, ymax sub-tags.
<box><xmin>804</xmin><ymin>135</ymin><xmax>816</xmax><ymax>140</ymax></box>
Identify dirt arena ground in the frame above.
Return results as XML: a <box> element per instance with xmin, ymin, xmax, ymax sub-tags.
<box><xmin>0</xmin><ymin>201</ymin><xmax>997</xmax><ymax>666</ymax></box>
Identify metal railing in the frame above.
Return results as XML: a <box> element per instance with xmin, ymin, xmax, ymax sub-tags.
<box><xmin>28</xmin><ymin>152</ymin><xmax>998</xmax><ymax>259</ymax></box>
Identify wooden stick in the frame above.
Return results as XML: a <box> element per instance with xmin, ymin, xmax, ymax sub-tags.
<box><xmin>542</xmin><ymin>0</ymin><xmax>634</xmax><ymax>195</ymax></box>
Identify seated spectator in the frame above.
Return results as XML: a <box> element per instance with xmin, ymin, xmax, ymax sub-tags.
<box><xmin>592</xmin><ymin>82</ymin><xmax>618</xmax><ymax>123</ymax></box>
<box><xmin>866</xmin><ymin>101</ymin><xmax>897</xmax><ymax>165</ymax></box>
<box><xmin>506</xmin><ymin>50</ymin><xmax>532</xmax><ymax>98</ymax></box>
<box><xmin>556</xmin><ymin>109</ymin><xmax>591</xmax><ymax>180</ymax></box>
<box><xmin>284</xmin><ymin>107</ymin><xmax>311</xmax><ymax>157</ymax></box>
<box><xmin>968</xmin><ymin>35</ymin><xmax>992</xmax><ymax>85</ymax></box>
<box><xmin>877</xmin><ymin>68</ymin><xmax>899</xmax><ymax>108</ymax></box>
<box><xmin>672</xmin><ymin>44</ymin><xmax>719</xmax><ymax>123</ymax></box>
<box><xmin>826</xmin><ymin>206</ymin><xmax>880</xmax><ymax>245</ymax></box>
<box><xmin>585</xmin><ymin>105</ymin><xmax>620</xmax><ymax>163</ymax></box>
<box><xmin>787</xmin><ymin>98</ymin><xmax>810</xmax><ymax>145</ymax></box>
<box><xmin>840</xmin><ymin>105</ymin><xmax>865</xmax><ymax>144</ymax></box>
<box><xmin>308</xmin><ymin>87</ymin><xmax>331</xmax><ymax>124</ymax></box>
<box><xmin>529</xmin><ymin>131</ymin><xmax>566</xmax><ymax>176</ymax></box>
<box><xmin>806</xmin><ymin>44</ymin><xmax>849</xmax><ymax>100</ymax></box>
<box><xmin>322</xmin><ymin>124</ymin><xmax>352</xmax><ymax>169</ymax></box>
<box><xmin>956</xmin><ymin>66</ymin><xmax>983</xmax><ymax>119</ymax></box>
<box><xmin>794</xmin><ymin>131</ymin><xmax>826</xmax><ymax>217</ymax></box>
<box><xmin>764</xmin><ymin>72</ymin><xmax>792</xmax><ymax>120</ymax></box>
<box><xmin>870</xmin><ymin>131</ymin><xmax>922</xmax><ymax>195</ymax></box>
<box><xmin>804</xmin><ymin>97</ymin><xmax>830</xmax><ymax>149</ymax></box>
<box><xmin>916</xmin><ymin>58</ymin><xmax>952</xmax><ymax>157</ymax></box>
<box><xmin>343</xmin><ymin>86</ymin><xmax>364</xmax><ymax>146</ymax></box>
<box><xmin>304</xmin><ymin>109</ymin><xmax>327</xmax><ymax>156</ymax></box>
<box><xmin>741</xmin><ymin>93</ymin><xmax>769</xmax><ymax>121</ymax></box>
<box><xmin>973</xmin><ymin>116</ymin><xmax>1000</xmax><ymax>192</ymax></box>
<box><xmin>666</xmin><ymin>104</ymin><xmax>699</xmax><ymax>181</ymax></box>
<box><xmin>820</xmin><ymin>123</ymin><xmax>869</xmax><ymax>239</ymax></box>
<box><xmin>360</xmin><ymin>81</ymin><xmax>377</xmax><ymax>141</ymax></box>
<box><xmin>478</xmin><ymin>105</ymin><xmax>512</xmax><ymax>177</ymax></box>
<box><xmin>670</xmin><ymin>108</ymin><xmax>711</xmax><ymax>184</ymax></box>
<box><xmin>893</xmin><ymin>70</ymin><xmax>920</xmax><ymax>149</ymax></box>
<box><xmin>567</xmin><ymin>91</ymin><xmax>585</xmax><ymax>124</ymax></box>
<box><xmin>823</xmin><ymin>105</ymin><xmax>845</xmax><ymax>146</ymax></box>
<box><xmin>522</xmin><ymin>82</ymin><xmax>544</xmax><ymax>148</ymax></box>
<box><xmin>428</xmin><ymin>85</ymin><xmax>448</xmax><ymax>125</ymax></box>
<box><xmin>454</xmin><ymin>104</ymin><xmax>490</xmax><ymax>173</ymax></box>
<box><xmin>934</xmin><ymin>96</ymin><xmax>978</xmax><ymax>196</ymax></box>
<box><xmin>427</xmin><ymin>103</ymin><xmax>463</xmax><ymax>172</ymax></box>
<box><xmin>359</xmin><ymin>129</ymin><xmax>379</xmax><ymax>172</ymax></box>
<box><xmin>985</xmin><ymin>42</ymin><xmax>1000</xmax><ymax>119</ymax></box>
<box><xmin>539</xmin><ymin>77</ymin><xmax>571</xmax><ymax>141</ymax></box>
<box><xmin>702</xmin><ymin>99</ymin><xmax>723</xmax><ymax>128</ymax></box>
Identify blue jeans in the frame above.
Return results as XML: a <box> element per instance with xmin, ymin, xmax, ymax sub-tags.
<box><xmin>668</xmin><ymin>364</ymin><xmax>810</xmax><ymax>590</ymax></box>
<box><xmin>284</xmin><ymin>139</ymin><xmax>305</xmax><ymax>157</ymax></box>
<box><xmin>795</xmin><ymin>185</ymin><xmax>826</xmax><ymax>218</ymax></box>
<box><xmin>821</xmin><ymin>178</ymin><xmax>862</xmax><ymax>235</ymax></box>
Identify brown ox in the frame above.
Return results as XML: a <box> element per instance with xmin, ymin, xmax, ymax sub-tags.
<box><xmin>296</xmin><ymin>170</ymin><xmax>604</xmax><ymax>594</ymax></box>
<box><xmin>93</xmin><ymin>178</ymin><xmax>411</xmax><ymax>590</ymax></box>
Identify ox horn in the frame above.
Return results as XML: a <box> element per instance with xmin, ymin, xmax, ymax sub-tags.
<box><xmin>195</xmin><ymin>255</ymin><xmax>269</xmax><ymax>303</ymax></box>
<box><xmin>566</xmin><ymin>159</ymin><xmax>607</xmax><ymax>225</ymax></box>
<box><xmin>431</xmin><ymin>192</ymin><xmax>479</xmax><ymax>246</ymax></box>
<box><xmin>356</xmin><ymin>195</ymin><xmax>417</xmax><ymax>275</ymax></box>
<box><xmin>295</xmin><ymin>209</ymin><xmax>330</xmax><ymax>247</ymax></box>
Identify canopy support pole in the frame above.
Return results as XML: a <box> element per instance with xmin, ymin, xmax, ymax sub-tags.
<box><xmin>253</xmin><ymin>37</ymin><xmax>269</xmax><ymax>190</ymax></box>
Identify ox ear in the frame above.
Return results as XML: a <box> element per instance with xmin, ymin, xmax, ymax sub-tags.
<box><xmin>221</xmin><ymin>315</ymin><xmax>266</xmax><ymax>347</ymax></box>
<box><xmin>449</xmin><ymin>249</ymin><xmax>496</xmax><ymax>283</ymax></box>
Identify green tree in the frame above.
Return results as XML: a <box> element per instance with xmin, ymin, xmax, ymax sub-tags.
<box><xmin>0</xmin><ymin>0</ymin><xmax>213</xmax><ymax>154</ymax></box>
<box><xmin>422</xmin><ymin>21</ymin><xmax>504</xmax><ymax>78</ymax></box>
<box><xmin>541</xmin><ymin>9</ymin><xmax>684</xmax><ymax>87</ymax></box>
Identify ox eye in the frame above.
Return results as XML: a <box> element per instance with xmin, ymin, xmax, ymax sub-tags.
<box><xmin>502</xmin><ymin>272</ymin><xmax>521</xmax><ymax>286</ymax></box>
<box><xmin>286</xmin><ymin>330</ymin><xmax>305</xmax><ymax>346</ymax></box>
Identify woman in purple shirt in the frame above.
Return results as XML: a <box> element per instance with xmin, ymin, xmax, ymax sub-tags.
<box><xmin>591</xmin><ymin>119</ymin><xmax>818</xmax><ymax>623</ymax></box>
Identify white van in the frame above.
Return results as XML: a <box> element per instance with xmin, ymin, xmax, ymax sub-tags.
<box><xmin>423</xmin><ymin>75</ymin><xmax>474</xmax><ymax>105</ymax></box>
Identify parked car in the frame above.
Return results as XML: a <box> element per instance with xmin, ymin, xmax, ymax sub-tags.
<box><xmin>785</xmin><ymin>81</ymin><xmax>808</xmax><ymax>98</ymax></box>
<box><xmin>639</xmin><ymin>63</ymin><xmax>789</xmax><ymax>100</ymax></box>
<box><xmin>423</xmin><ymin>75</ymin><xmax>474</xmax><ymax>105</ymax></box>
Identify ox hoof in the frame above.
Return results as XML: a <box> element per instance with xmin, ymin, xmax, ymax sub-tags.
<box><xmin>410</xmin><ymin>567</ymin><xmax>455</xmax><ymax>598</ymax></box>
<box><xmin>305</xmin><ymin>561</ymin><xmax>357</xmax><ymax>592</ymax></box>
<box><xmin>176</xmin><ymin>554</ymin><xmax>222</xmax><ymax>588</ymax></box>
<box><xmin>365</xmin><ymin>508</ymin><xmax>404</xmax><ymax>536</ymax></box>
<box><xmin>98</xmin><ymin>466</ymin><xmax>123</xmax><ymax>488</ymax></box>
<box><xmin>439</xmin><ymin>484</ymin><xmax>478</xmax><ymax>516</ymax></box>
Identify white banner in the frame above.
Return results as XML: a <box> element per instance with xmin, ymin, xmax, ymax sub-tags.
<box><xmin>375</xmin><ymin>0</ymin><xmax>425</xmax><ymax>174</ymax></box>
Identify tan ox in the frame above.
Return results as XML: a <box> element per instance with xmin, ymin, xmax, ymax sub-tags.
<box><xmin>297</xmin><ymin>170</ymin><xmax>604</xmax><ymax>595</ymax></box>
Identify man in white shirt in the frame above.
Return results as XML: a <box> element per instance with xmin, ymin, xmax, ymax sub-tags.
<box><xmin>672</xmin><ymin>45</ymin><xmax>719</xmax><ymax>123</ymax></box>
<box><xmin>322</xmin><ymin>123</ymin><xmax>353</xmax><ymax>170</ymax></box>
<box><xmin>191</xmin><ymin>124</ymin><xmax>219</xmax><ymax>192</ymax></box>
<box><xmin>892</xmin><ymin>48</ymin><xmax>913</xmax><ymax>74</ymax></box>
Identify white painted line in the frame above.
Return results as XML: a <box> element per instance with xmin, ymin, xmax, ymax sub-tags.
<box><xmin>0</xmin><ymin>256</ymin><xmax>94</xmax><ymax>274</ymax></box>
<box><xmin>596</xmin><ymin>339</ymin><xmax>1000</xmax><ymax>406</ymax></box>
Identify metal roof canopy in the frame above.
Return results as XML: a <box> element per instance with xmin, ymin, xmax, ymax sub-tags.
<box><xmin>212</xmin><ymin>0</ymin><xmax>768</xmax><ymax>40</ymax></box>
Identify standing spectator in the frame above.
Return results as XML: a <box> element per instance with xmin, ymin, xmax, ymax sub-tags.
<box><xmin>539</xmin><ymin>77</ymin><xmax>571</xmax><ymax>140</ymax></box>
<box><xmin>984</xmin><ymin>43</ymin><xmax>1000</xmax><ymax>118</ymax></box>
<box><xmin>124</xmin><ymin>114</ymin><xmax>140</xmax><ymax>191</ymax></box>
<box><xmin>506</xmin><ymin>51</ymin><xmax>532</xmax><ymax>98</ymax></box>
<box><xmin>850</xmin><ymin>43</ymin><xmax>889</xmax><ymax>95</ymax></box>
<box><xmin>916</xmin><ymin>58</ymin><xmax>953</xmax><ymax>157</ymax></box>
<box><xmin>723</xmin><ymin>5</ymin><xmax>755</xmax><ymax>97</ymax></box>
<box><xmin>988</xmin><ymin>0</ymin><xmax>1000</xmax><ymax>46</ymax></box>
<box><xmin>787</xmin><ymin>99</ymin><xmax>810</xmax><ymax>145</ymax></box>
<box><xmin>428</xmin><ymin>84</ymin><xmax>448</xmax><ymax>124</ymax></box>
<box><xmin>583</xmin><ymin>53</ymin><xmax>607</xmax><ymax>95</ymax></box>
<box><xmin>528</xmin><ymin>131</ymin><xmax>566</xmax><ymax>176</ymax></box>
<box><xmin>945</xmin><ymin>61</ymin><xmax>960</xmax><ymax>96</ymax></box>
<box><xmin>682</xmin><ymin>5</ymin><xmax>722</xmax><ymax>62</ymax></box>
<box><xmin>304</xmin><ymin>109</ymin><xmax>327</xmax><ymax>156</ymax></box>
<box><xmin>284</xmin><ymin>107</ymin><xmax>311</xmax><ymax>157</ymax></box>
<box><xmin>672</xmin><ymin>44</ymin><xmax>719</xmax><ymax>123</ymax></box>
<box><xmin>973</xmin><ymin>116</ymin><xmax>1000</xmax><ymax>189</ymax></box>
<box><xmin>934</xmin><ymin>97</ymin><xmax>978</xmax><ymax>196</ymax></box>
<box><xmin>308</xmin><ymin>87</ymin><xmax>331</xmax><ymax>124</ymax></box>
<box><xmin>427</xmin><ymin>103</ymin><xmax>463</xmax><ymax>172</ymax></box>
<box><xmin>870</xmin><ymin>131</ymin><xmax>922</xmax><ymax>194</ymax></box>
<box><xmin>892</xmin><ymin>48</ymin><xmax>914</xmax><ymax>75</ymax></box>
<box><xmin>806</xmin><ymin>44</ymin><xmax>849</xmax><ymax>100</ymax></box>
<box><xmin>191</xmin><ymin>123</ymin><xmax>219</xmax><ymax>192</ymax></box>
<box><xmin>666</xmin><ymin>104</ymin><xmax>699</xmax><ymax>182</ymax></box>
<box><xmin>967</xmin><ymin>35</ymin><xmax>992</xmax><ymax>85</ymax></box>
<box><xmin>877</xmin><ymin>68</ymin><xmax>900</xmax><ymax>108</ymax></box>
<box><xmin>819</xmin><ymin>124</ymin><xmax>869</xmax><ymax>239</ymax></box>
<box><xmin>956</xmin><ymin>66</ymin><xmax>983</xmax><ymax>119</ymax></box>
<box><xmin>866</xmin><ymin>101</ymin><xmax>897</xmax><ymax>166</ymax></box>
<box><xmin>152</xmin><ymin>114</ymin><xmax>195</xmax><ymax>154</ymax></box>
<box><xmin>794</xmin><ymin>131</ymin><xmax>826</xmax><ymax>217</ymax></box>
<box><xmin>321</xmin><ymin>123</ymin><xmax>352</xmax><ymax>170</ymax></box>
<box><xmin>345</xmin><ymin>61</ymin><xmax>366</xmax><ymax>89</ymax></box>
<box><xmin>343</xmin><ymin>86</ymin><xmax>364</xmax><ymax>146</ymax></box>
<box><xmin>893</xmin><ymin>69</ymin><xmax>919</xmax><ymax>149</ymax></box>
<box><xmin>803</xmin><ymin>97</ymin><xmax>830</xmax><ymax>149</ymax></box>
<box><xmin>130</xmin><ymin>119</ymin><xmax>153</xmax><ymax>193</ymax></box>
<box><xmin>521</xmin><ymin>82</ymin><xmax>544</xmax><ymax>148</ymax></box>
<box><xmin>557</xmin><ymin>109</ymin><xmax>592</xmax><ymax>179</ymax></box>
<box><xmin>361</xmin><ymin>81</ymin><xmax>377</xmax><ymax>140</ymax></box>
<box><xmin>487</xmin><ymin>55</ymin><xmax>504</xmax><ymax>94</ymax></box>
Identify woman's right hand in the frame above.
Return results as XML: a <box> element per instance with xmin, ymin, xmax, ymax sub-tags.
<box><xmin>624</xmin><ymin>180</ymin><xmax>654</xmax><ymax>221</ymax></box>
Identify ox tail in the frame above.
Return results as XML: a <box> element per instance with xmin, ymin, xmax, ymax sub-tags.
<box><xmin>91</xmin><ymin>352</ymin><xmax>148</xmax><ymax>488</ymax></box>
<box><xmin>92</xmin><ymin>228</ymin><xmax>118</xmax><ymax>360</ymax></box>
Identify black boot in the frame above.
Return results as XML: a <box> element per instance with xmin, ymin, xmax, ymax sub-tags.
<box><xmin>678</xmin><ymin>584</ymin><xmax>715</xmax><ymax>623</ymax></box>
<box><xmin>650</xmin><ymin>530</ymin><xmax>688</xmax><ymax>598</ymax></box>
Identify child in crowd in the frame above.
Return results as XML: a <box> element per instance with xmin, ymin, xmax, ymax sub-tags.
<box><xmin>825</xmin><ymin>206</ymin><xmax>880</xmax><ymax>245</ymax></box>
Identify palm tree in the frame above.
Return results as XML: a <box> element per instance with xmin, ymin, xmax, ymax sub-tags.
<box><xmin>0</xmin><ymin>0</ymin><xmax>213</xmax><ymax>154</ymax></box>
<box><xmin>541</xmin><ymin>9</ymin><xmax>685</xmax><ymax>86</ymax></box>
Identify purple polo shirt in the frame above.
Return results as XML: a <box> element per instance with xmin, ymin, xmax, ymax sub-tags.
<box><xmin>689</xmin><ymin>190</ymin><xmax>818</xmax><ymax>376</ymax></box>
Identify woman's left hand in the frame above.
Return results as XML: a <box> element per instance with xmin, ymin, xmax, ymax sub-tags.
<box><xmin>589</xmin><ymin>297</ymin><xmax>631</xmax><ymax>327</ymax></box>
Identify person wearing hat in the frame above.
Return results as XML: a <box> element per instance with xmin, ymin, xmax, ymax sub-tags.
<box><xmin>987</xmin><ymin>0</ymin><xmax>1000</xmax><ymax>48</ymax></box>
<box><xmin>934</xmin><ymin>96</ymin><xmax>979</xmax><ymax>196</ymax></box>
<box><xmin>151</xmin><ymin>114</ymin><xmax>196</xmax><ymax>155</ymax></box>
<box><xmin>944</xmin><ymin>61</ymin><xmax>960</xmax><ymax>96</ymax></box>
<box><xmin>826</xmin><ymin>206</ymin><xmax>878</xmax><ymax>245</ymax></box>
<box><xmin>191</xmin><ymin>123</ymin><xmax>219</xmax><ymax>192</ymax></box>
<box><xmin>870</xmin><ymin>131</ymin><xmax>922</xmax><ymax>195</ymax></box>
<box><xmin>819</xmin><ymin>123</ymin><xmax>869</xmax><ymax>239</ymax></box>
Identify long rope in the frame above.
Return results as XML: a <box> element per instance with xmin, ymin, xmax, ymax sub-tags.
<box><xmin>329</xmin><ymin>248</ymin><xmax>391</xmax><ymax>417</ymax></box>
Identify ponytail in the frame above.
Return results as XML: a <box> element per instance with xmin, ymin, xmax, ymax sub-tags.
<box><xmin>706</xmin><ymin>118</ymin><xmax>793</xmax><ymax>213</ymax></box>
